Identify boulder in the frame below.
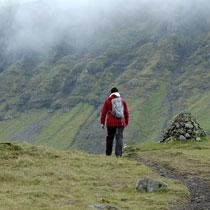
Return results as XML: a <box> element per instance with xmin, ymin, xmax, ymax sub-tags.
<box><xmin>136</xmin><ymin>178</ymin><xmax>167</xmax><ymax>193</ymax></box>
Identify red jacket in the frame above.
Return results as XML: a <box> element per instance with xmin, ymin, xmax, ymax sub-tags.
<box><xmin>101</xmin><ymin>94</ymin><xmax>129</xmax><ymax>127</ymax></box>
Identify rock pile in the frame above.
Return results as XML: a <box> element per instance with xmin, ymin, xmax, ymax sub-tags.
<box><xmin>162</xmin><ymin>112</ymin><xmax>206</xmax><ymax>142</ymax></box>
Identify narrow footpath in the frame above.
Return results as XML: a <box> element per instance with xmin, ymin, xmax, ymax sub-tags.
<box><xmin>136</xmin><ymin>158</ymin><xmax>210</xmax><ymax>210</ymax></box>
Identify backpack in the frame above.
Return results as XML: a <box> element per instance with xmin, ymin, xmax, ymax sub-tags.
<box><xmin>111</xmin><ymin>97</ymin><xmax>124</xmax><ymax>119</ymax></box>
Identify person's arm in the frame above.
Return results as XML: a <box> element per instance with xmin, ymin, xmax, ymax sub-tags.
<box><xmin>123</xmin><ymin>101</ymin><xmax>129</xmax><ymax>126</ymax></box>
<box><xmin>100</xmin><ymin>100</ymin><xmax>108</xmax><ymax>128</ymax></box>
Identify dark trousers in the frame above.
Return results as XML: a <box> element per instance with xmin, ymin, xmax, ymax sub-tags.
<box><xmin>106</xmin><ymin>127</ymin><xmax>124</xmax><ymax>157</ymax></box>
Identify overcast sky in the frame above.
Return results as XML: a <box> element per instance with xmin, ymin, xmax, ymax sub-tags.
<box><xmin>0</xmin><ymin>0</ymin><xmax>34</xmax><ymax>7</ymax></box>
<box><xmin>1</xmin><ymin>0</ymin><xmax>210</xmax><ymax>53</ymax></box>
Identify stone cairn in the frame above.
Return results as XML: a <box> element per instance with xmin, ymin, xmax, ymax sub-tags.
<box><xmin>162</xmin><ymin>112</ymin><xmax>206</xmax><ymax>142</ymax></box>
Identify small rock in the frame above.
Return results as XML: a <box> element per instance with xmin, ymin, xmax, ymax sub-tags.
<box><xmin>136</xmin><ymin>178</ymin><xmax>167</xmax><ymax>193</ymax></box>
<box><xmin>47</xmin><ymin>109</ymin><xmax>55</xmax><ymax>113</ymax></box>
<box><xmin>89</xmin><ymin>204</ymin><xmax>106</xmax><ymax>209</ymax></box>
<box><xmin>187</xmin><ymin>129</ymin><xmax>193</xmax><ymax>134</ymax></box>
<box><xmin>185</xmin><ymin>123</ymin><xmax>194</xmax><ymax>129</ymax></box>
<box><xmin>0</xmin><ymin>115</ymin><xmax>13</xmax><ymax>121</ymax></box>
<box><xmin>196</xmin><ymin>137</ymin><xmax>201</xmax><ymax>141</ymax></box>
<box><xmin>89</xmin><ymin>204</ymin><xmax>119</xmax><ymax>210</ymax></box>
<box><xmin>185</xmin><ymin>133</ymin><xmax>191</xmax><ymax>139</ymax></box>
<box><xmin>177</xmin><ymin>129</ymin><xmax>185</xmax><ymax>135</ymax></box>
<box><xmin>193</xmin><ymin>123</ymin><xmax>199</xmax><ymax>129</ymax></box>
<box><xmin>175</xmin><ymin>123</ymin><xmax>180</xmax><ymax>128</ymax></box>
<box><xmin>195</xmin><ymin>197</ymin><xmax>202</xmax><ymax>203</ymax></box>
<box><xmin>179</xmin><ymin>135</ymin><xmax>186</xmax><ymax>141</ymax></box>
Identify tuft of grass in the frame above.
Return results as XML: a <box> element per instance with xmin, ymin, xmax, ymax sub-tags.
<box><xmin>0</xmin><ymin>143</ymin><xmax>187</xmax><ymax>210</ymax></box>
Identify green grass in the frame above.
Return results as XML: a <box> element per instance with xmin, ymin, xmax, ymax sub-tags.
<box><xmin>0</xmin><ymin>110</ymin><xmax>48</xmax><ymax>140</ymax></box>
<box><xmin>125</xmin><ymin>139</ymin><xmax>210</xmax><ymax>182</ymax></box>
<box><xmin>139</xmin><ymin>83</ymin><xmax>167</xmax><ymax>140</ymax></box>
<box><xmin>126</xmin><ymin>82</ymin><xmax>167</xmax><ymax>143</ymax></box>
<box><xmin>35</xmin><ymin>103</ymin><xmax>94</xmax><ymax>149</ymax></box>
<box><xmin>0</xmin><ymin>143</ymin><xmax>187</xmax><ymax>210</ymax></box>
<box><xmin>0</xmin><ymin>104</ymin><xmax>94</xmax><ymax>150</ymax></box>
<box><xmin>189</xmin><ymin>92</ymin><xmax>210</xmax><ymax>133</ymax></box>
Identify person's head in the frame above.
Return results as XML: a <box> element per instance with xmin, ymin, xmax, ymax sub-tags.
<box><xmin>110</xmin><ymin>87</ymin><xmax>118</xmax><ymax>93</ymax></box>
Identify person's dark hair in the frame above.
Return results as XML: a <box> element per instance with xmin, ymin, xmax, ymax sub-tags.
<box><xmin>111</xmin><ymin>87</ymin><xmax>118</xmax><ymax>93</ymax></box>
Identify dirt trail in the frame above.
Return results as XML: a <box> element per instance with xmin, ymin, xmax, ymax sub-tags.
<box><xmin>137</xmin><ymin>158</ymin><xmax>210</xmax><ymax>210</ymax></box>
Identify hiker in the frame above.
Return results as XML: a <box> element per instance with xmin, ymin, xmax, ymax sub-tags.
<box><xmin>100</xmin><ymin>87</ymin><xmax>129</xmax><ymax>157</ymax></box>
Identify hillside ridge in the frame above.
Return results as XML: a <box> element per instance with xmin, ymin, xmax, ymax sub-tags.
<box><xmin>0</xmin><ymin>1</ymin><xmax>210</xmax><ymax>151</ymax></box>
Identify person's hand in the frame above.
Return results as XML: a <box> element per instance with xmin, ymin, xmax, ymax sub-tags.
<box><xmin>101</xmin><ymin>124</ymin><xmax>105</xmax><ymax>129</ymax></box>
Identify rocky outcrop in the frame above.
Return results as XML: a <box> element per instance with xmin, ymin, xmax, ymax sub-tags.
<box><xmin>0</xmin><ymin>114</ymin><xmax>14</xmax><ymax>121</ymax></box>
<box><xmin>162</xmin><ymin>112</ymin><xmax>206</xmax><ymax>142</ymax></box>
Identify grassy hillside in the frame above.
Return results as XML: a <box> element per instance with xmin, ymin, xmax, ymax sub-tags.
<box><xmin>0</xmin><ymin>104</ymin><xmax>94</xmax><ymax>150</ymax></box>
<box><xmin>0</xmin><ymin>1</ymin><xmax>210</xmax><ymax>152</ymax></box>
<box><xmin>0</xmin><ymin>143</ymin><xmax>187</xmax><ymax>210</ymax></box>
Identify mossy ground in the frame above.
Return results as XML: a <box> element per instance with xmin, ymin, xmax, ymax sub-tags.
<box><xmin>0</xmin><ymin>143</ymin><xmax>187</xmax><ymax>210</ymax></box>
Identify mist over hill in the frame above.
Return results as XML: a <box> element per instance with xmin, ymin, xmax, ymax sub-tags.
<box><xmin>2</xmin><ymin>0</ymin><xmax>210</xmax><ymax>54</ymax></box>
<box><xmin>0</xmin><ymin>0</ymin><xmax>210</xmax><ymax>152</ymax></box>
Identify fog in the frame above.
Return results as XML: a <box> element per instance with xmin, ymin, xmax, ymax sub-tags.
<box><xmin>1</xmin><ymin>0</ymin><xmax>210</xmax><ymax>53</ymax></box>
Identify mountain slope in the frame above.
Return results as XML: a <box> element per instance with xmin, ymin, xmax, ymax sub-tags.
<box><xmin>0</xmin><ymin>1</ymin><xmax>210</xmax><ymax>152</ymax></box>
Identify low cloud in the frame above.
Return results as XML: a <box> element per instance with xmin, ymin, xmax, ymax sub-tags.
<box><xmin>0</xmin><ymin>0</ymin><xmax>210</xmax><ymax>53</ymax></box>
